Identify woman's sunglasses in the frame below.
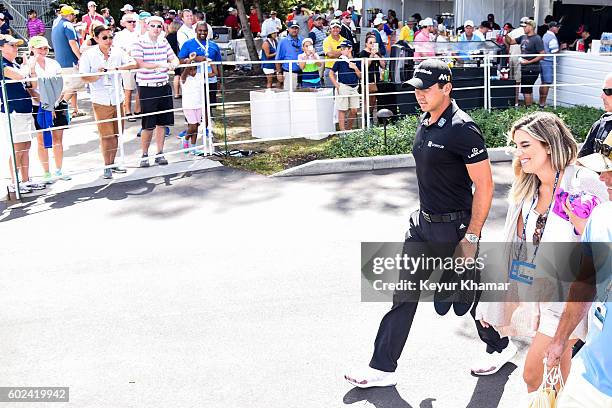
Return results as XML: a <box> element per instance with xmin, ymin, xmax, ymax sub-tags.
<box><xmin>125</xmin><ymin>20</ymin><xmax>136</xmax><ymax>24</ymax></box>
<box><xmin>603</xmin><ymin>88</ymin><xmax>612</xmax><ymax>96</ymax></box>
<box><xmin>101</xmin><ymin>35</ymin><xmax>113</xmax><ymax>40</ymax></box>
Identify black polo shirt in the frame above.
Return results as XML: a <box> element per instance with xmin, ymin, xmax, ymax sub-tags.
<box><xmin>578</xmin><ymin>112</ymin><xmax>612</xmax><ymax>158</ymax></box>
<box><xmin>412</xmin><ymin>100</ymin><xmax>488</xmax><ymax>214</ymax></box>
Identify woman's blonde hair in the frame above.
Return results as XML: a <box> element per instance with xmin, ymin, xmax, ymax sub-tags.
<box><xmin>168</xmin><ymin>21</ymin><xmax>181</xmax><ymax>34</ymax></box>
<box><xmin>508</xmin><ymin>111</ymin><xmax>577</xmax><ymax>204</ymax></box>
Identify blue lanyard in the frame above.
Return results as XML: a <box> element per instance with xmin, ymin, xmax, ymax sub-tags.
<box><xmin>519</xmin><ymin>171</ymin><xmax>560</xmax><ymax>260</ymax></box>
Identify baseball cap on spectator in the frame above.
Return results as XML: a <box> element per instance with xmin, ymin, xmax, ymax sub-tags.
<box><xmin>337</xmin><ymin>39</ymin><xmax>353</xmax><ymax>48</ymax></box>
<box><xmin>330</xmin><ymin>19</ymin><xmax>341</xmax><ymax>28</ymax></box>
<box><xmin>341</xmin><ymin>11</ymin><xmax>350</xmax><ymax>18</ymax></box>
<box><xmin>87</xmin><ymin>1</ymin><xmax>96</xmax><ymax>7</ymax></box>
<box><xmin>578</xmin><ymin>132</ymin><xmax>612</xmax><ymax>173</ymax></box>
<box><xmin>288</xmin><ymin>20</ymin><xmax>300</xmax><ymax>28</ymax></box>
<box><xmin>404</xmin><ymin>59</ymin><xmax>452</xmax><ymax>89</ymax></box>
<box><xmin>138</xmin><ymin>11</ymin><xmax>151</xmax><ymax>20</ymax></box>
<box><xmin>373</xmin><ymin>17</ymin><xmax>384</xmax><ymax>26</ymax></box>
<box><xmin>148</xmin><ymin>16</ymin><xmax>164</xmax><ymax>24</ymax></box>
<box><xmin>228</xmin><ymin>7</ymin><xmax>235</xmax><ymax>12</ymax></box>
<box><xmin>270</xmin><ymin>10</ymin><xmax>277</xmax><ymax>15</ymax></box>
<box><xmin>438</xmin><ymin>24</ymin><xmax>446</xmax><ymax>32</ymax></box>
<box><xmin>29</xmin><ymin>35</ymin><xmax>49</xmax><ymax>48</ymax></box>
<box><xmin>302</xmin><ymin>37</ymin><xmax>313</xmax><ymax>45</ymax></box>
<box><xmin>334</xmin><ymin>10</ymin><xmax>342</xmax><ymax>17</ymax></box>
<box><xmin>376</xmin><ymin>12</ymin><xmax>384</xmax><ymax>19</ymax></box>
<box><xmin>524</xmin><ymin>19</ymin><xmax>536</xmax><ymax>28</ymax></box>
<box><xmin>548</xmin><ymin>21</ymin><xmax>560</xmax><ymax>29</ymax></box>
<box><xmin>120</xmin><ymin>4</ymin><xmax>133</xmax><ymax>12</ymax></box>
<box><xmin>519</xmin><ymin>17</ymin><xmax>529</xmax><ymax>27</ymax></box>
<box><xmin>59</xmin><ymin>5</ymin><xmax>78</xmax><ymax>15</ymax></box>
<box><xmin>464</xmin><ymin>20</ymin><xmax>475</xmax><ymax>27</ymax></box>
<box><xmin>169</xmin><ymin>9</ymin><xmax>176</xmax><ymax>14</ymax></box>
<box><xmin>0</xmin><ymin>34</ymin><xmax>24</xmax><ymax>46</ymax></box>
<box><xmin>407</xmin><ymin>17</ymin><xmax>417</xmax><ymax>24</ymax></box>
<box><xmin>420</xmin><ymin>17</ymin><xmax>434</xmax><ymax>27</ymax></box>
<box><xmin>313</xmin><ymin>14</ymin><xmax>324</xmax><ymax>21</ymax></box>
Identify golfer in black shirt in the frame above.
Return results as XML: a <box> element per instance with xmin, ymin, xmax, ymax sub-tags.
<box><xmin>345</xmin><ymin>59</ymin><xmax>515</xmax><ymax>388</ymax></box>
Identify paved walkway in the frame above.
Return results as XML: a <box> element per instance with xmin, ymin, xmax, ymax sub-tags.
<box><xmin>1</xmin><ymin>163</ymin><xmax>530</xmax><ymax>408</ymax></box>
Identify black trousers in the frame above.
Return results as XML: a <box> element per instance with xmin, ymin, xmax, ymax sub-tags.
<box><xmin>369</xmin><ymin>209</ymin><xmax>510</xmax><ymax>372</ymax></box>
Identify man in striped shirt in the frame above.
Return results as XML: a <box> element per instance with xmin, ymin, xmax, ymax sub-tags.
<box><xmin>132</xmin><ymin>15</ymin><xmax>180</xmax><ymax>167</ymax></box>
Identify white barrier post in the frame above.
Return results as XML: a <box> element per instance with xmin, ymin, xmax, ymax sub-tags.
<box><xmin>1</xmin><ymin>71</ymin><xmax>21</xmax><ymax>199</ymax></box>
<box><xmin>363</xmin><ymin>57</ymin><xmax>369</xmax><ymax>129</ymax></box>
<box><xmin>204</xmin><ymin>60</ymin><xmax>212</xmax><ymax>156</ymax></box>
<box><xmin>553</xmin><ymin>54</ymin><xmax>557</xmax><ymax>109</ymax></box>
<box><xmin>484</xmin><ymin>55</ymin><xmax>491</xmax><ymax>112</ymax></box>
<box><xmin>112</xmin><ymin>70</ymin><xmax>126</xmax><ymax>167</ymax></box>
<box><xmin>288</xmin><ymin>61</ymin><xmax>294</xmax><ymax>137</ymax></box>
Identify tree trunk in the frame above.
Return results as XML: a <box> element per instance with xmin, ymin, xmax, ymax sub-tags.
<box><xmin>235</xmin><ymin>0</ymin><xmax>262</xmax><ymax>73</ymax></box>
<box><xmin>338</xmin><ymin>0</ymin><xmax>350</xmax><ymax>12</ymax></box>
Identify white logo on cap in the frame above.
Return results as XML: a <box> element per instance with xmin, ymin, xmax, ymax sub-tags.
<box><xmin>414</xmin><ymin>68</ymin><xmax>432</xmax><ymax>75</ymax></box>
<box><xmin>438</xmin><ymin>74</ymin><xmax>450</xmax><ymax>81</ymax></box>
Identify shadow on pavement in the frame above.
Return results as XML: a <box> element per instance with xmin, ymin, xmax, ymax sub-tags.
<box><xmin>342</xmin><ymin>362</ymin><xmax>515</xmax><ymax>408</ymax></box>
<box><xmin>0</xmin><ymin>167</ymin><xmax>264</xmax><ymax>223</ymax></box>
<box><xmin>466</xmin><ymin>362</ymin><xmax>517</xmax><ymax>408</ymax></box>
<box><xmin>343</xmin><ymin>386</ymin><xmax>437</xmax><ymax>408</ymax></box>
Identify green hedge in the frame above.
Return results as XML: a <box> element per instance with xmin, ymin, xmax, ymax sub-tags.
<box><xmin>324</xmin><ymin>106</ymin><xmax>603</xmax><ymax>158</ymax></box>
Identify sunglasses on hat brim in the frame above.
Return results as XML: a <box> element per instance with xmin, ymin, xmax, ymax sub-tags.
<box><xmin>594</xmin><ymin>139</ymin><xmax>612</xmax><ymax>160</ymax></box>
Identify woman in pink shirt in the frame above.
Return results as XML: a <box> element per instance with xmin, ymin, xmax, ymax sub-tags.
<box><xmin>26</xmin><ymin>9</ymin><xmax>45</xmax><ymax>38</ymax></box>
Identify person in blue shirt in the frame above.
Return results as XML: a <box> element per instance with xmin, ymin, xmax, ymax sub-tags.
<box><xmin>329</xmin><ymin>40</ymin><xmax>361</xmax><ymax>131</ymax></box>
<box><xmin>178</xmin><ymin>21</ymin><xmax>222</xmax><ymax>103</ymax></box>
<box><xmin>545</xmin><ymin>134</ymin><xmax>612</xmax><ymax>407</ymax></box>
<box><xmin>177</xmin><ymin>21</ymin><xmax>222</xmax><ymax>150</ymax></box>
<box><xmin>51</xmin><ymin>5</ymin><xmax>84</xmax><ymax>117</ymax></box>
<box><xmin>275</xmin><ymin>20</ymin><xmax>303</xmax><ymax>91</ymax></box>
<box><xmin>456</xmin><ymin>20</ymin><xmax>483</xmax><ymax>60</ymax></box>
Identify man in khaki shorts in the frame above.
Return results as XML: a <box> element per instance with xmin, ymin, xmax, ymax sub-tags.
<box><xmin>80</xmin><ymin>24</ymin><xmax>136</xmax><ymax>179</ymax></box>
<box><xmin>329</xmin><ymin>40</ymin><xmax>361</xmax><ymax>131</ymax></box>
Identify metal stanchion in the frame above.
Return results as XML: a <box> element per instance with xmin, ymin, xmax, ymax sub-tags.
<box><xmin>553</xmin><ymin>54</ymin><xmax>557</xmax><ymax>109</ymax></box>
<box><xmin>1</xmin><ymin>54</ymin><xmax>21</xmax><ymax>200</ymax></box>
<box><xmin>220</xmin><ymin>63</ymin><xmax>228</xmax><ymax>156</ymax></box>
<box><xmin>363</xmin><ymin>57</ymin><xmax>369</xmax><ymax>129</ymax></box>
<box><xmin>485</xmin><ymin>55</ymin><xmax>491</xmax><ymax>112</ymax></box>
<box><xmin>112</xmin><ymin>70</ymin><xmax>126</xmax><ymax>166</ymax></box>
<box><xmin>288</xmin><ymin>61</ymin><xmax>293</xmax><ymax>138</ymax></box>
<box><xmin>203</xmin><ymin>60</ymin><xmax>212</xmax><ymax>156</ymax></box>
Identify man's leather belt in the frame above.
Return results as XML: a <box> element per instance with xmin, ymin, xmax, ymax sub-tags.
<box><xmin>421</xmin><ymin>210</ymin><xmax>470</xmax><ymax>223</ymax></box>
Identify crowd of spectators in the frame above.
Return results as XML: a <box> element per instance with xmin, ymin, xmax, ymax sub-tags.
<box><xmin>0</xmin><ymin>2</ymin><xmax>608</xmax><ymax>193</ymax></box>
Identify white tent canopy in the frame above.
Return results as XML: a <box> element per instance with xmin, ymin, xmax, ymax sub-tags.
<box><xmin>359</xmin><ymin>0</ymin><xmax>554</xmax><ymax>29</ymax></box>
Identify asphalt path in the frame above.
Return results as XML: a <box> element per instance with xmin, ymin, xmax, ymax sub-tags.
<box><xmin>1</xmin><ymin>163</ymin><xmax>532</xmax><ymax>408</ymax></box>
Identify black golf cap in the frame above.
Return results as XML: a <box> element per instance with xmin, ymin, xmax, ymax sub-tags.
<box><xmin>403</xmin><ymin>59</ymin><xmax>452</xmax><ymax>89</ymax></box>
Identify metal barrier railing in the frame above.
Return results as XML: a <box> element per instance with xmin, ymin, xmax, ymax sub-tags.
<box><xmin>2</xmin><ymin>52</ymin><xmax>611</xmax><ymax>200</ymax></box>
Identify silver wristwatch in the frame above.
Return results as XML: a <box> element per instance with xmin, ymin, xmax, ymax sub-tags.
<box><xmin>464</xmin><ymin>233</ymin><xmax>480</xmax><ymax>243</ymax></box>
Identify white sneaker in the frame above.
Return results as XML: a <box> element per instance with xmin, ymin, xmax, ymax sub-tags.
<box><xmin>344</xmin><ymin>366</ymin><xmax>397</xmax><ymax>388</ymax></box>
<box><xmin>471</xmin><ymin>340</ymin><xmax>518</xmax><ymax>376</ymax></box>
